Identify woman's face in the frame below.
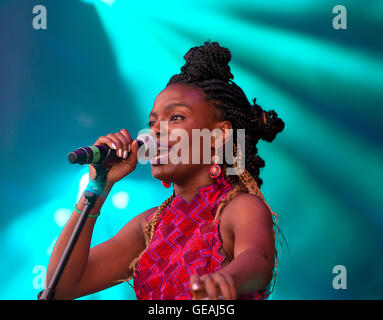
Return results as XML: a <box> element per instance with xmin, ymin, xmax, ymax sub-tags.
<box><xmin>148</xmin><ymin>83</ymin><xmax>229</xmax><ymax>184</ymax></box>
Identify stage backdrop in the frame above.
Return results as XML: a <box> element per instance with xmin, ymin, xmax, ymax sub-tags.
<box><xmin>0</xmin><ymin>0</ymin><xmax>382</xmax><ymax>299</ymax></box>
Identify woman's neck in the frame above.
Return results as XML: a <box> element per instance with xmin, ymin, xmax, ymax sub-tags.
<box><xmin>173</xmin><ymin>166</ymin><xmax>214</xmax><ymax>203</ymax></box>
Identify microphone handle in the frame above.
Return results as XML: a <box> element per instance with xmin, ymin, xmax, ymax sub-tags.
<box><xmin>68</xmin><ymin>140</ymin><xmax>144</xmax><ymax>165</ymax></box>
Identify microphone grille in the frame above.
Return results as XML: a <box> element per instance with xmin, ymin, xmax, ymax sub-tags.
<box><xmin>137</xmin><ymin>133</ymin><xmax>156</xmax><ymax>149</ymax></box>
<box><xmin>68</xmin><ymin>152</ymin><xmax>78</xmax><ymax>164</ymax></box>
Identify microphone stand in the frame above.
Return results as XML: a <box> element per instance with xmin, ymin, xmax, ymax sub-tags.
<box><xmin>38</xmin><ymin>190</ymin><xmax>98</xmax><ymax>300</ymax></box>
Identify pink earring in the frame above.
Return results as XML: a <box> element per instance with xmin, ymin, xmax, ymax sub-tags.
<box><xmin>209</xmin><ymin>155</ymin><xmax>221</xmax><ymax>179</ymax></box>
<box><xmin>162</xmin><ymin>181</ymin><xmax>171</xmax><ymax>188</ymax></box>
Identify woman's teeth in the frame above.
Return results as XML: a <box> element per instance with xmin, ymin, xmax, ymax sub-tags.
<box><xmin>157</xmin><ymin>146</ymin><xmax>170</xmax><ymax>156</ymax></box>
<box><xmin>150</xmin><ymin>147</ymin><xmax>171</xmax><ymax>164</ymax></box>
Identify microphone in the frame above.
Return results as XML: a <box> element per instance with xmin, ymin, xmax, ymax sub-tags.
<box><xmin>68</xmin><ymin>133</ymin><xmax>156</xmax><ymax>165</ymax></box>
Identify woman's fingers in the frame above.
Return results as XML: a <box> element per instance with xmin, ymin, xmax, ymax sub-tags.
<box><xmin>190</xmin><ymin>275</ymin><xmax>205</xmax><ymax>300</ymax></box>
<box><xmin>202</xmin><ymin>274</ymin><xmax>219</xmax><ymax>300</ymax></box>
<box><xmin>94</xmin><ymin>136</ymin><xmax>119</xmax><ymax>151</ymax></box>
<box><xmin>120</xmin><ymin>128</ymin><xmax>133</xmax><ymax>144</ymax></box>
<box><xmin>104</xmin><ymin>133</ymin><xmax>123</xmax><ymax>157</ymax></box>
<box><xmin>212</xmin><ymin>272</ymin><xmax>232</xmax><ymax>300</ymax></box>
<box><xmin>216</xmin><ymin>272</ymin><xmax>237</xmax><ymax>300</ymax></box>
<box><xmin>190</xmin><ymin>273</ymin><xmax>219</xmax><ymax>300</ymax></box>
<box><xmin>93</xmin><ymin>129</ymin><xmax>134</xmax><ymax>160</ymax></box>
<box><xmin>114</xmin><ymin>132</ymin><xmax>131</xmax><ymax>159</ymax></box>
<box><xmin>88</xmin><ymin>129</ymin><xmax>139</xmax><ymax>184</ymax></box>
<box><xmin>97</xmin><ymin>130</ymin><xmax>130</xmax><ymax>160</ymax></box>
<box><xmin>190</xmin><ymin>272</ymin><xmax>237</xmax><ymax>300</ymax></box>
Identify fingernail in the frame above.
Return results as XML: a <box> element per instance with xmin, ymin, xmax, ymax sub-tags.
<box><xmin>123</xmin><ymin>150</ymin><xmax>128</xmax><ymax>159</ymax></box>
<box><xmin>191</xmin><ymin>283</ymin><xmax>200</xmax><ymax>290</ymax></box>
<box><xmin>111</xmin><ymin>143</ymin><xmax>117</xmax><ymax>150</ymax></box>
<box><xmin>118</xmin><ymin>149</ymin><xmax>122</xmax><ymax>157</ymax></box>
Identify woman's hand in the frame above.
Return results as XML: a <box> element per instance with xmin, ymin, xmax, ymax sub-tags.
<box><xmin>190</xmin><ymin>272</ymin><xmax>237</xmax><ymax>300</ymax></box>
<box><xmin>89</xmin><ymin>128</ymin><xmax>140</xmax><ymax>185</ymax></box>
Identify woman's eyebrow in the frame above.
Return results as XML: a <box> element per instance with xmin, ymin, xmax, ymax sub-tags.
<box><xmin>149</xmin><ymin>102</ymin><xmax>192</xmax><ymax>117</ymax></box>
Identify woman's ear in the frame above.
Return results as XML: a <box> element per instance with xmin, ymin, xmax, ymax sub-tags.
<box><xmin>211</xmin><ymin>120</ymin><xmax>233</xmax><ymax>151</ymax></box>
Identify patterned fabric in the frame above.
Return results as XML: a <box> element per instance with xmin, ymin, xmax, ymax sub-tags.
<box><xmin>133</xmin><ymin>173</ymin><xmax>271</xmax><ymax>300</ymax></box>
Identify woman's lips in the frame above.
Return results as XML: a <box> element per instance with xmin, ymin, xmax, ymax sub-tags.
<box><xmin>150</xmin><ymin>143</ymin><xmax>171</xmax><ymax>165</ymax></box>
<box><xmin>150</xmin><ymin>152</ymin><xmax>170</xmax><ymax>165</ymax></box>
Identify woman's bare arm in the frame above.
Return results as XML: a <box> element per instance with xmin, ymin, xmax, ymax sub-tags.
<box><xmin>190</xmin><ymin>193</ymin><xmax>275</xmax><ymax>299</ymax></box>
<box><xmin>219</xmin><ymin>193</ymin><xmax>275</xmax><ymax>295</ymax></box>
<box><xmin>68</xmin><ymin>206</ymin><xmax>156</xmax><ymax>299</ymax></box>
<box><xmin>45</xmin><ymin>180</ymin><xmax>156</xmax><ymax>299</ymax></box>
<box><xmin>46</xmin><ymin>127</ymin><xmax>151</xmax><ymax>299</ymax></box>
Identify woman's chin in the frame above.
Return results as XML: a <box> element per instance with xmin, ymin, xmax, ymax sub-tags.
<box><xmin>151</xmin><ymin>163</ymin><xmax>176</xmax><ymax>182</ymax></box>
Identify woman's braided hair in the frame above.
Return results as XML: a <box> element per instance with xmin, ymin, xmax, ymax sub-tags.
<box><xmin>126</xmin><ymin>41</ymin><xmax>285</xmax><ymax>294</ymax></box>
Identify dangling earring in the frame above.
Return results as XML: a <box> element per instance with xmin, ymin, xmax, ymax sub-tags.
<box><xmin>162</xmin><ymin>181</ymin><xmax>171</xmax><ymax>188</ymax></box>
<box><xmin>209</xmin><ymin>154</ymin><xmax>222</xmax><ymax>179</ymax></box>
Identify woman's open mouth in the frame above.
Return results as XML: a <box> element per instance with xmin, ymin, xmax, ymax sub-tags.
<box><xmin>150</xmin><ymin>142</ymin><xmax>171</xmax><ymax>165</ymax></box>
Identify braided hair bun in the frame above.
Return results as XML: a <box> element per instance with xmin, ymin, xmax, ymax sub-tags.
<box><xmin>250</xmin><ymin>98</ymin><xmax>285</xmax><ymax>143</ymax></box>
<box><xmin>169</xmin><ymin>41</ymin><xmax>234</xmax><ymax>83</ymax></box>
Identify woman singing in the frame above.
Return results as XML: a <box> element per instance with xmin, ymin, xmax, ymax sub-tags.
<box><xmin>45</xmin><ymin>41</ymin><xmax>285</xmax><ymax>300</ymax></box>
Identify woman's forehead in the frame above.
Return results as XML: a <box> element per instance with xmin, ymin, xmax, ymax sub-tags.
<box><xmin>153</xmin><ymin>84</ymin><xmax>206</xmax><ymax>109</ymax></box>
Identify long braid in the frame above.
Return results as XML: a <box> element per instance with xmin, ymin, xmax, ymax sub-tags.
<box><xmin>212</xmin><ymin>143</ymin><xmax>282</xmax><ymax>294</ymax></box>
<box><xmin>233</xmin><ymin>143</ymin><xmax>282</xmax><ymax>294</ymax></box>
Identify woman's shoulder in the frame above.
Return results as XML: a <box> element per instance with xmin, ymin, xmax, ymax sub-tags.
<box><xmin>136</xmin><ymin>206</ymin><xmax>158</xmax><ymax>235</ymax></box>
<box><xmin>226</xmin><ymin>192</ymin><xmax>268</xmax><ymax>208</ymax></box>
<box><xmin>221</xmin><ymin>192</ymin><xmax>273</xmax><ymax>228</ymax></box>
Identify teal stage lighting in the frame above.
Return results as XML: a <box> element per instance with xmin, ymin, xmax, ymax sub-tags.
<box><xmin>0</xmin><ymin>0</ymin><xmax>382</xmax><ymax>300</ymax></box>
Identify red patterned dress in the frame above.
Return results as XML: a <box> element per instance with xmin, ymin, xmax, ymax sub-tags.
<box><xmin>133</xmin><ymin>173</ymin><xmax>272</xmax><ymax>300</ymax></box>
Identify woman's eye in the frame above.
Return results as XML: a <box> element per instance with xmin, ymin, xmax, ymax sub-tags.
<box><xmin>170</xmin><ymin>114</ymin><xmax>184</xmax><ymax>121</ymax></box>
<box><xmin>148</xmin><ymin>115</ymin><xmax>184</xmax><ymax>127</ymax></box>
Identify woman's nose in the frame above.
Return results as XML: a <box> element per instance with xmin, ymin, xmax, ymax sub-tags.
<box><xmin>151</xmin><ymin>120</ymin><xmax>169</xmax><ymax>137</ymax></box>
